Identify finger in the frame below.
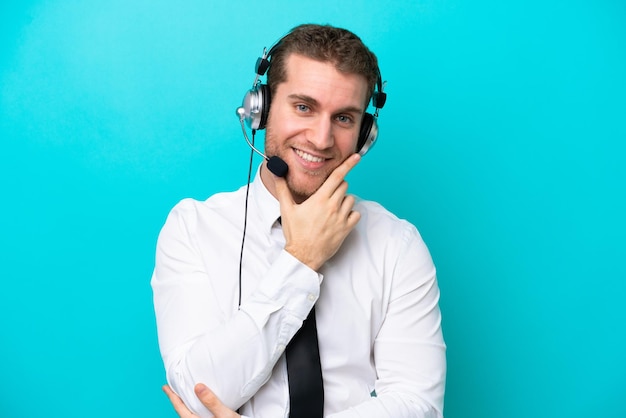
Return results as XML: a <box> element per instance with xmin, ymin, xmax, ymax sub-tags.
<box><xmin>328</xmin><ymin>180</ymin><xmax>349</xmax><ymax>204</ymax></box>
<box><xmin>273</xmin><ymin>173</ymin><xmax>295</xmax><ymax>207</ymax></box>
<box><xmin>162</xmin><ymin>385</ymin><xmax>195</xmax><ymax>418</ymax></box>
<box><xmin>332</xmin><ymin>153</ymin><xmax>361</xmax><ymax>182</ymax></box>
<box><xmin>346</xmin><ymin>208</ymin><xmax>361</xmax><ymax>228</ymax></box>
<box><xmin>339</xmin><ymin>194</ymin><xmax>356</xmax><ymax>214</ymax></box>
<box><xmin>194</xmin><ymin>384</ymin><xmax>240</xmax><ymax>418</ymax></box>
<box><xmin>338</xmin><ymin>195</ymin><xmax>360</xmax><ymax>225</ymax></box>
<box><xmin>318</xmin><ymin>153</ymin><xmax>361</xmax><ymax>197</ymax></box>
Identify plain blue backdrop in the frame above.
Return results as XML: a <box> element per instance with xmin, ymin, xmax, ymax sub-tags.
<box><xmin>1</xmin><ymin>1</ymin><xmax>624</xmax><ymax>417</ymax></box>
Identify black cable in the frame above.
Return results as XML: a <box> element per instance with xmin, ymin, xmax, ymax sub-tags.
<box><xmin>238</xmin><ymin>130</ymin><xmax>257</xmax><ymax>308</ymax></box>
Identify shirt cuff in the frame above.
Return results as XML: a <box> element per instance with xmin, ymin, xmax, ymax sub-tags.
<box><xmin>242</xmin><ymin>249</ymin><xmax>321</xmax><ymax>327</ymax></box>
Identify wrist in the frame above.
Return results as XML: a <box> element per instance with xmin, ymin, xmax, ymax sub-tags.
<box><xmin>284</xmin><ymin>244</ymin><xmax>322</xmax><ymax>271</ymax></box>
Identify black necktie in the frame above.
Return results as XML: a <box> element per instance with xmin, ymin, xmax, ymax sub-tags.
<box><xmin>285</xmin><ymin>306</ymin><xmax>324</xmax><ymax>418</ymax></box>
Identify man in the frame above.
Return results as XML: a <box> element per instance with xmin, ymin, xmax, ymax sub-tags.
<box><xmin>152</xmin><ymin>24</ymin><xmax>446</xmax><ymax>417</ymax></box>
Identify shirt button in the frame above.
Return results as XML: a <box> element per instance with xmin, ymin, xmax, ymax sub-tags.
<box><xmin>277</xmin><ymin>344</ymin><xmax>285</xmax><ymax>353</ymax></box>
<box><xmin>308</xmin><ymin>294</ymin><xmax>316</xmax><ymax>302</ymax></box>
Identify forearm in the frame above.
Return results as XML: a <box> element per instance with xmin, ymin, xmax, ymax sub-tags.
<box><xmin>155</xmin><ymin>250</ymin><xmax>320</xmax><ymax>417</ymax></box>
<box><xmin>163</xmin><ymin>310</ymin><xmax>264</xmax><ymax>417</ymax></box>
<box><xmin>325</xmin><ymin>337</ymin><xmax>445</xmax><ymax>418</ymax></box>
<box><xmin>327</xmin><ymin>392</ymin><xmax>442</xmax><ymax>418</ymax></box>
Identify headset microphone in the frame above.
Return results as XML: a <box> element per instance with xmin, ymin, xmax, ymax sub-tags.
<box><xmin>236</xmin><ymin>107</ymin><xmax>288</xmax><ymax>177</ymax></box>
<box><xmin>267</xmin><ymin>156</ymin><xmax>288</xmax><ymax>177</ymax></box>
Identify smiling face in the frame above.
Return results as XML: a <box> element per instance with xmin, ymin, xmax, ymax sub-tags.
<box><xmin>261</xmin><ymin>53</ymin><xmax>369</xmax><ymax>203</ymax></box>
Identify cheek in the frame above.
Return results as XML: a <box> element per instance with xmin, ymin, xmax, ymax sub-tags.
<box><xmin>266</xmin><ymin>109</ymin><xmax>299</xmax><ymax>141</ymax></box>
<box><xmin>337</xmin><ymin>132</ymin><xmax>360</xmax><ymax>154</ymax></box>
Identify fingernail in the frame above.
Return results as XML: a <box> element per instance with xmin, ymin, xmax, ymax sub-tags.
<box><xmin>195</xmin><ymin>383</ymin><xmax>207</xmax><ymax>395</ymax></box>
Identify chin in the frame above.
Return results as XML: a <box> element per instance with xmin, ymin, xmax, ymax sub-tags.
<box><xmin>287</xmin><ymin>178</ymin><xmax>323</xmax><ymax>202</ymax></box>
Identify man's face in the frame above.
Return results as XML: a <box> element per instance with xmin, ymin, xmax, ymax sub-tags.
<box><xmin>262</xmin><ymin>53</ymin><xmax>369</xmax><ymax>203</ymax></box>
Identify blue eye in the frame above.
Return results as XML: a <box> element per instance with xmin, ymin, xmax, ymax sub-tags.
<box><xmin>296</xmin><ymin>104</ymin><xmax>310</xmax><ymax>112</ymax></box>
<box><xmin>336</xmin><ymin>115</ymin><xmax>353</xmax><ymax>124</ymax></box>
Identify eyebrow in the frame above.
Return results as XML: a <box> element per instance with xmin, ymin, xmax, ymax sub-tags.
<box><xmin>287</xmin><ymin>94</ymin><xmax>364</xmax><ymax>115</ymax></box>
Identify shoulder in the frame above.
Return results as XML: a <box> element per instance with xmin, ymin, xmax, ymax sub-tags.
<box><xmin>354</xmin><ymin>198</ymin><xmax>424</xmax><ymax>245</ymax></box>
<box><xmin>346</xmin><ymin>198</ymin><xmax>436</xmax><ymax>292</ymax></box>
<box><xmin>160</xmin><ymin>187</ymin><xmax>246</xmax><ymax>235</ymax></box>
<box><xmin>168</xmin><ymin>188</ymin><xmax>245</xmax><ymax>219</ymax></box>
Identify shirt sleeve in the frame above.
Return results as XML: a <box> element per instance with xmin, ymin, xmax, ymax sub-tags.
<box><xmin>328</xmin><ymin>225</ymin><xmax>447</xmax><ymax>418</ymax></box>
<box><xmin>151</xmin><ymin>200</ymin><xmax>320</xmax><ymax>418</ymax></box>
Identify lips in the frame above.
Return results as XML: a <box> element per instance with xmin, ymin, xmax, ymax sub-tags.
<box><xmin>294</xmin><ymin>148</ymin><xmax>326</xmax><ymax>163</ymax></box>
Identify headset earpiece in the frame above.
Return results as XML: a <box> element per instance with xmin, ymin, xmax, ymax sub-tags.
<box><xmin>257</xmin><ymin>84</ymin><xmax>271</xmax><ymax>129</ymax></box>
<box><xmin>357</xmin><ymin>72</ymin><xmax>387</xmax><ymax>156</ymax></box>
<box><xmin>240</xmin><ymin>84</ymin><xmax>271</xmax><ymax>130</ymax></box>
<box><xmin>357</xmin><ymin>112</ymin><xmax>378</xmax><ymax>156</ymax></box>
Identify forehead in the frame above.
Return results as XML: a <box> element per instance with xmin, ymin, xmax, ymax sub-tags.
<box><xmin>280</xmin><ymin>53</ymin><xmax>369</xmax><ymax>110</ymax></box>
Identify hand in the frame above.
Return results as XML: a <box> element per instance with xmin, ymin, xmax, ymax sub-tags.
<box><xmin>275</xmin><ymin>153</ymin><xmax>362</xmax><ymax>271</ymax></box>
<box><xmin>163</xmin><ymin>384</ymin><xmax>241</xmax><ymax>418</ymax></box>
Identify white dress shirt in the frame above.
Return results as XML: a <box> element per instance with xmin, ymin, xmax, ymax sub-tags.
<box><xmin>151</xmin><ymin>167</ymin><xmax>446</xmax><ymax>418</ymax></box>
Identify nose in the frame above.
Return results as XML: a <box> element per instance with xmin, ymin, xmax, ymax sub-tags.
<box><xmin>307</xmin><ymin>117</ymin><xmax>334</xmax><ymax>150</ymax></box>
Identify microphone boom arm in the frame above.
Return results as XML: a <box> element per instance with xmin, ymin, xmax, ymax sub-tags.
<box><xmin>237</xmin><ymin>107</ymin><xmax>288</xmax><ymax>177</ymax></box>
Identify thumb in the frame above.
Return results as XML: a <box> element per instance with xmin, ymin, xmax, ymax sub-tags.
<box><xmin>273</xmin><ymin>174</ymin><xmax>294</xmax><ymax>207</ymax></box>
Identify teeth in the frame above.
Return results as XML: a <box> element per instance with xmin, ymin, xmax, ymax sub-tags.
<box><xmin>295</xmin><ymin>149</ymin><xmax>325</xmax><ymax>163</ymax></box>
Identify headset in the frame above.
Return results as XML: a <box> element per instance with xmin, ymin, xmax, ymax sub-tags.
<box><xmin>236</xmin><ymin>37</ymin><xmax>387</xmax><ymax>159</ymax></box>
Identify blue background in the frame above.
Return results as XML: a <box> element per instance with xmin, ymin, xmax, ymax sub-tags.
<box><xmin>1</xmin><ymin>1</ymin><xmax>624</xmax><ymax>417</ymax></box>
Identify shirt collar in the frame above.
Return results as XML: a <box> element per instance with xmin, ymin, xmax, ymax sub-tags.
<box><xmin>249</xmin><ymin>163</ymin><xmax>282</xmax><ymax>235</ymax></box>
